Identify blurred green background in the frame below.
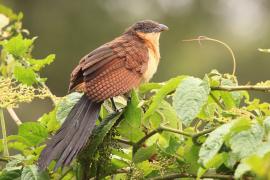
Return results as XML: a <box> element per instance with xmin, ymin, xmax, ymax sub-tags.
<box><xmin>2</xmin><ymin>0</ymin><xmax>270</xmax><ymax>133</ymax></box>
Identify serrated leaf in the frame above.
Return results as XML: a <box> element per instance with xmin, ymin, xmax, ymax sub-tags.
<box><xmin>117</xmin><ymin>90</ymin><xmax>144</xmax><ymax>142</ymax></box>
<box><xmin>28</xmin><ymin>54</ymin><xmax>55</xmax><ymax>71</ymax></box>
<box><xmin>13</xmin><ymin>65</ymin><xmax>38</xmax><ymax>85</ymax></box>
<box><xmin>18</xmin><ymin>122</ymin><xmax>48</xmax><ymax>146</ymax></box>
<box><xmin>229</xmin><ymin>122</ymin><xmax>264</xmax><ymax>159</ymax></box>
<box><xmin>173</xmin><ymin>76</ymin><xmax>210</xmax><ymax>126</ymax></box>
<box><xmin>21</xmin><ymin>165</ymin><xmax>39</xmax><ymax>180</ymax></box>
<box><xmin>56</xmin><ymin>92</ymin><xmax>83</xmax><ymax>124</ymax></box>
<box><xmin>133</xmin><ymin>145</ymin><xmax>156</xmax><ymax>164</ymax></box>
<box><xmin>2</xmin><ymin>34</ymin><xmax>34</xmax><ymax>57</ymax></box>
<box><xmin>144</xmin><ymin>76</ymin><xmax>186</xmax><ymax>120</ymax></box>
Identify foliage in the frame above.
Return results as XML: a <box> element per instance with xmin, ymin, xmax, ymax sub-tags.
<box><xmin>1</xmin><ymin>4</ymin><xmax>270</xmax><ymax>180</ymax></box>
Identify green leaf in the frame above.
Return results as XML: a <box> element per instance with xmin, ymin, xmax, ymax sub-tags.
<box><xmin>144</xmin><ymin>76</ymin><xmax>186</xmax><ymax>120</ymax></box>
<box><xmin>117</xmin><ymin>90</ymin><xmax>144</xmax><ymax>142</ymax></box>
<box><xmin>38</xmin><ymin>110</ymin><xmax>60</xmax><ymax>133</ymax></box>
<box><xmin>199</xmin><ymin>118</ymin><xmax>251</xmax><ymax>167</ymax></box>
<box><xmin>183</xmin><ymin>139</ymin><xmax>200</xmax><ymax>173</ymax></box>
<box><xmin>235</xmin><ymin>141</ymin><xmax>270</xmax><ymax>178</ymax></box>
<box><xmin>18</xmin><ymin>122</ymin><xmax>48</xmax><ymax>146</ymax></box>
<box><xmin>133</xmin><ymin>145</ymin><xmax>156</xmax><ymax>163</ymax></box>
<box><xmin>0</xmin><ymin>5</ymin><xmax>19</xmax><ymax>20</ymax></box>
<box><xmin>80</xmin><ymin>112</ymin><xmax>122</xmax><ymax>159</ymax></box>
<box><xmin>2</xmin><ymin>34</ymin><xmax>34</xmax><ymax>57</ymax></box>
<box><xmin>139</xmin><ymin>82</ymin><xmax>162</xmax><ymax>94</ymax></box>
<box><xmin>0</xmin><ymin>170</ymin><xmax>21</xmax><ymax>180</ymax></box>
<box><xmin>234</xmin><ymin>163</ymin><xmax>250</xmax><ymax>179</ymax></box>
<box><xmin>229</xmin><ymin>122</ymin><xmax>264</xmax><ymax>159</ymax></box>
<box><xmin>13</xmin><ymin>65</ymin><xmax>38</xmax><ymax>85</ymax></box>
<box><xmin>264</xmin><ymin>116</ymin><xmax>270</xmax><ymax>140</ymax></box>
<box><xmin>28</xmin><ymin>54</ymin><xmax>55</xmax><ymax>71</ymax></box>
<box><xmin>197</xmin><ymin>153</ymin><xmax>228</xmax><ymax>179</ymax></box>
<box><xmin>56</xmin><ymin>92</ymin><xmax>83</xmax><ymax>124</ymax></box>
<box><xmin>199</xmin><ymin>123</ymin><xmax>232</xmax><ymax>167</ymax></box>
<box><xmin>173</xmin><ymin>76</ymin><xmax>210</xmax><ymax>126</ymax></box>
<box><xmin>21</xmin><ymin>165</ymin><xmax>39</xmax><ymax>180</ymax></box>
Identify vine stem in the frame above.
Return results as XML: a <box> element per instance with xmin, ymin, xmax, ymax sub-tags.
<box><xmin>183</xmin><ymin>36</ymin><xmax>237</xmax><ymax>76</ymax></box>
<box><xmin>211</xmin><ymin>85</ymin><xmax>270</xmax><ymax>92</ymax></box>
<box><xmin>0</xmin><ymin>108</ymin><xmax>9</xmax><ymax>156</ymax></box>
<box><xmin>7</xmin><ymin>108</ymin><xmax>22</xmax><ymax>125</ymax></box>
<box><xmin>148</xmin><ymin>173</ymin><xmax>234</xmax><ymax>180</ymax></box>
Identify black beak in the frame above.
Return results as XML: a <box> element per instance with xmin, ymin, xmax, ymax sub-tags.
<box><xmin>158</xmin><ymin>24</ymin><xmax>169</xmax><ymax>31</ymax></box>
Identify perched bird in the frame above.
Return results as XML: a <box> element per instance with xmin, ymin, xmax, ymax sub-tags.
<box><xmin>38</xmin><ymin>20</ymin><xmax>168</xmax><ymax>170</ymax></box>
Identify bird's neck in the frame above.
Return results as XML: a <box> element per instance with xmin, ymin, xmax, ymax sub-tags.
<box><xmin>136</xmin><ymin>32</ymin><xmax>160</xmax><ymax>61</ymax></box>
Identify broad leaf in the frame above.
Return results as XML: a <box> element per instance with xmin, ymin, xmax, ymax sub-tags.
<box><xmin>133</xmin><ymin>145</ymin><xmax>156</xmax><ymax>163</ymax></box>
<box><xmin>18</xmin><ymin>122</ymin><xmax>48</xmax><ymax>146</ymax></box>
<box><xmin>118</xmin><ymin>90</ymin><xmax>144</xmax><ymax>142</ymax></box>
<box><xmin>143</xmin><ymin>76</ymin><xmax>186</xmax><ymax>120</ymax></box>
<box><xmin>56</xmin><ymin>92</ymin><xmax>83</xmax><ymax>124</ymax></box>
<box><xmin>21</xmin><ymin>165</ymin><xmax>38</xmax><ymax>180</ymax></box>
<box><xmin>229</xmin><ymin>122</ymin><xmax>264</xmax><ymax>159</ymax></box>
<box><xmin>0</xmin><ymin>170</ymin><xmax>21</xmax><ymax>180</ymax></box>
<box><xmin>173</xmin><ymin>76</ymin><xmax>210</xmax><ymax>126</ymax></box>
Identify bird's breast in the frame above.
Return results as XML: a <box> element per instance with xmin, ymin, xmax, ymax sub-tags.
<box><xmin>142</xmin><ymin>48</ymin><xmax>160</xmax><ymax>82</ymax></box>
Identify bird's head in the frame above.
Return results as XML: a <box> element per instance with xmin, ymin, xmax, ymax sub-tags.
<box><xmin>125</xmin><ymin>20</ymin><xmax>168</xmax><ymax>43</ymax></box>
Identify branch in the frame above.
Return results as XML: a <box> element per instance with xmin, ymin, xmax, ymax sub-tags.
<box><xmin>0</xmin><ymin>108</ymin><xmax>9</xmax><ymax>156</ymax></box>
<box><xmin>211</xmin><ymin>85</ymin><xmax>270</xmax><ymax>92</ymax></box>
<box><xmin>133</xmin><ymin>125</ymin><xmax>214</xmax><ymax>155</ymax></box>
<box><xmin>133</xmin><ymin>126</ymin><xmax>194</xmax><ymax>155</ymax></box>
<box><xmin>148</xmin><ymin>173</ymin><xmax>234</xmax><ymax>180</ymax></box>
<box><xmin>192</xmin><ymin>127</ymin><xmax>215</xmax><ymax>144</ymax></box>
<box><xmin>115</xmin><ymin>138</ymin><xmax>134</xmax><ymax>146</ymax></box>
<box><xmin>7</xmin><ymin>108</ymin><xmax>22</xmax><ymax>125</ymax></box>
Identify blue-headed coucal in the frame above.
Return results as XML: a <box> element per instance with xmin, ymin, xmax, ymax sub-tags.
<box><xmin>38</xmin><ymin>20</ymin><xmax>168</xmax><ymax>170</ymax></box>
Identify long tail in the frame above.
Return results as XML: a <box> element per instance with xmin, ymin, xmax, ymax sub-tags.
<box><xmin>38</xmin><ymin>94</ymin><xmax>102</xmax><ymax>170</ymax></box>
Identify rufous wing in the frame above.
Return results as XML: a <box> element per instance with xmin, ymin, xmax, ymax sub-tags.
<box><xmin>69</xmin><ymin>34</ymin><xmax>149</xmax><ymax>102</ymax></box>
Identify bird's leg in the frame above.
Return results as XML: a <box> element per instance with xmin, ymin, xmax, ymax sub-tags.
<box><xmin>110</xmin><ymin>98</ymin><xmax>118</xmax><ymax>112</ymax></box>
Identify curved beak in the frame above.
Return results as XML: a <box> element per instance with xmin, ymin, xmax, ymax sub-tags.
<box><xmin>158</xmin><ymin>24</ymin><xmax>169</xmax><ymax>31</ymax></box>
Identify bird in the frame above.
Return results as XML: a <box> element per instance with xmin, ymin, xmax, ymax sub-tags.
<box><xmin>38</xmin><ymin>20</ymin><xmax>168</xmax><ymax>170</ymax></box>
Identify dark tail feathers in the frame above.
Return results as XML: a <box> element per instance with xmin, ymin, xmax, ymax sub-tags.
<box><xmin>38</xmin><ymin>94</ymin><xmax>101</xmax><ymax>170</ymax></box>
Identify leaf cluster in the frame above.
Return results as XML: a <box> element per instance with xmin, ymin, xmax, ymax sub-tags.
<box><xmin>1</xmin><ymin>4</ymin><xmax>270</xmax><ymax>180</ymax></box>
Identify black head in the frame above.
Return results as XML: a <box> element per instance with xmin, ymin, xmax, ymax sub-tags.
<box><xmin>125</xmin><ymin>20</ymin><xmax>169</xmax><ymax>34</ymax></box>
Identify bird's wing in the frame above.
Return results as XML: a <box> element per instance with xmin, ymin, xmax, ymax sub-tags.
<box><xmin>69</xmin><ymin>35</ymin><xmax>149</xmax><ymax>101</ymax></box>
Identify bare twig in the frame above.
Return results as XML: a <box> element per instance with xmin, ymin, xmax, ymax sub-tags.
<box><xmin>148</xmin><ymin>173</ymin><xmax>234</xmax><ymax>180</ymax></box>
<box><xmin>183</xmin><ymin>36</ymin><xmax>237</xmax><ymax>76</ymax></box>
<box><xmin>7</xmin><ymin>108</ymin><xmax>22</xmax><ymax>125</ymax></box>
